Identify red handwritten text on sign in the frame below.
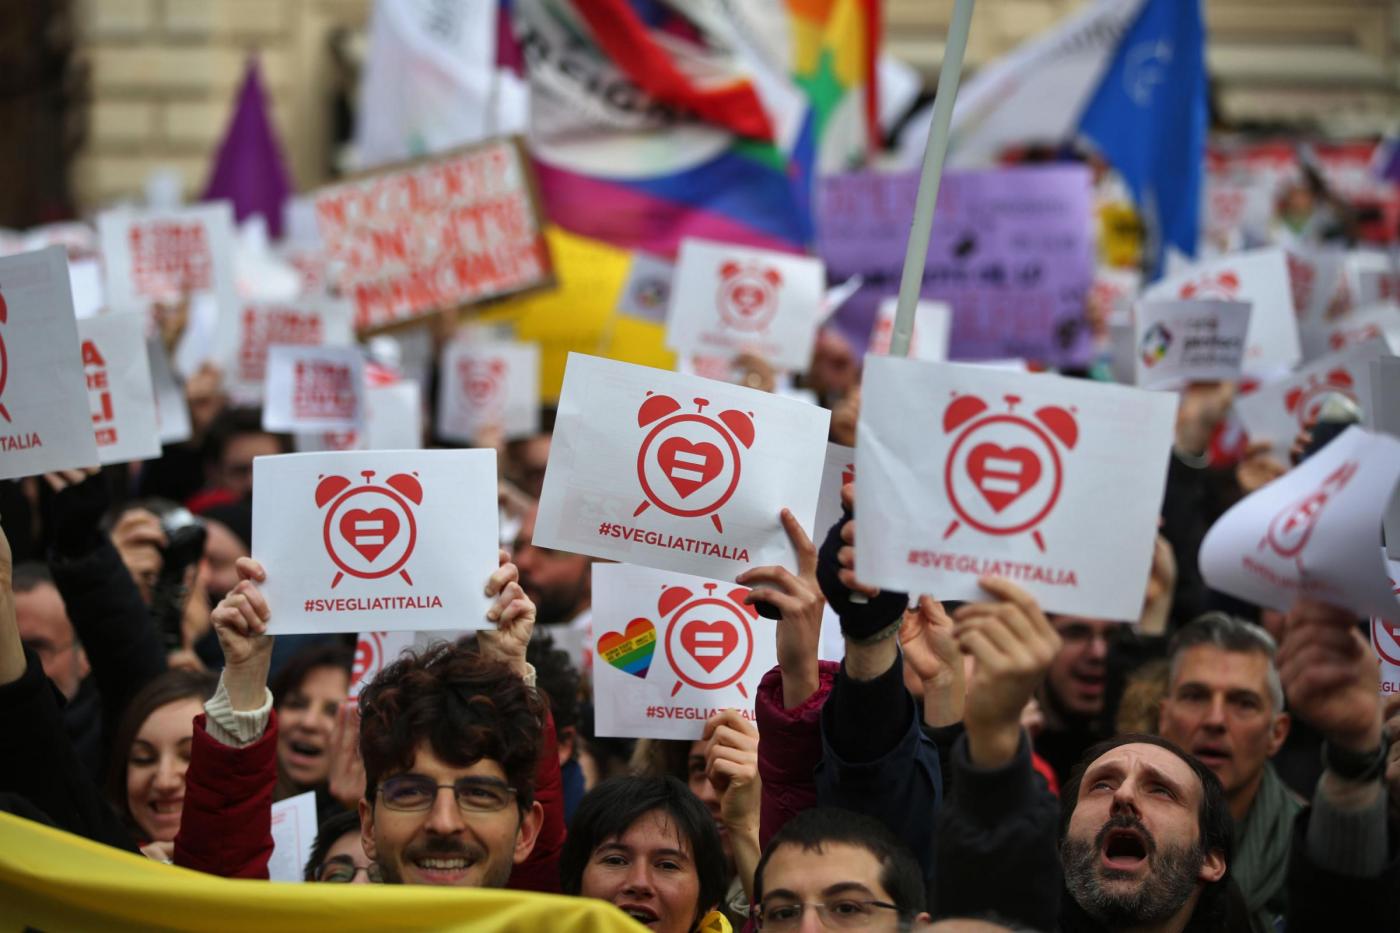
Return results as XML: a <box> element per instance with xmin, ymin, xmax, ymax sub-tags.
<box><xmin>127</xmin><ymin>222</ymin><xmax>212</xmax><ymax>298</ymax></box>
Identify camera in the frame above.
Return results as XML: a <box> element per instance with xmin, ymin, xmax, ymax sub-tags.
<box><xmin>149</xmin><ymin>508</ymin><xmax>207</xmax><ymax>652</ymax></box>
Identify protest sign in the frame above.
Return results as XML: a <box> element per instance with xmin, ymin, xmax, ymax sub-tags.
<box><xmin>313</xmin><ymin>139</ymin><xmax>552</xmax><ymax>332</ymax></box>
<box><xmin>268</xmin><ymin>791</ymin><xmax>317</xmax><ymax>883</ymax></box>
<box><xmin>814</xmin><ymin>443</ymin><xmax>855</xmax><ymax>548</ymax></box>
<box><xmin>67</xmin><ymin>258</ymin><xmax>104</xmax><ymax>319</ymax></box>
<box><xmin>816</xmin><ymin>165</ymin><xmax>1095</xmax><ymax>364</ymax></box>
<box><xmin>1142</xmin><ymin>247</ymin><xmax>1302</xmax><ymax>374</ymax></box>
<box><xmin>534</xmin><ymin>354</ymin><xmax>830</xmax><ymax>579</ymax></box>
<box><xmin>1233</xmin><ymin>338</ymin><xmax>1392</xmax><ymax>462</ymax></box>
<box><xmin>147</xmin><ymin>337</ymin><xmax>191</xmax><ymax>445</ymax></box>
<box><xmin>76</xmin><ymin>314</ymin><xmax>161</xmax><ymax>464</ymax></box>
<box><xmin>218</xmin><ymin>298</ymin><xmax>354</xmax><ymax>402</ymax></box>
<box><xmin>855</xmin><ymin>358</ymin><xmax>1177</xmax><ymax>619</ymax></box>
<box><xmin>1132</xmin><ymin>299</ymin><xmax>1251</xmax><ymax>390</ymax></box>
<box><xmin>96</xmin><ymin>202</ymin><xmax>238</xmax><ymax>322</ymax></box>
<box><xmin>1374</xmin><ymin>562</ymin><xmax>1400</xmax><ymax>697</ymax></box>
<box><xmin>298</xmin><ymin>381</ymin><xmax>424</xmax><ymax>453</ymax></box>
<box><xmin>591</xmin><ymin>563</ymin><xmax>776</xmax><ymax>740</ymax></box>
<box><xmin>347</xmin><ymin>629</ymin><xmax>466</xmax><ymax>704</ymax></box>
<box><xmin>869</xmin><ymin>297</ymin><xmax>951</xmax><ymax>361</ymax></box>
<box><xmin>1200</xmin><ymin>427</ymin><xmax>1400</xmax><ymax>622</ymax></box>
<box><xmin>666</xmin><ymin>239</ymin><xmax>825</xmax><ymax>373</ymax></box>
<box><xmin>263</xmin><ymin>345</ymin><xmax>366</xmax><ymax>433</ymax></box>
<box><xmin>1321</xmin><ymin>303</ymin><xmax>1400</xmax><ymax>355</ymax></box>
<box><xmin>1367</xmin><ymin>357</ymin><xmax>1400</xmax><ymax>559</ymax></box>
<box><xmin>253</xmin><ymin>449</ymin><xmax>498</xmax><ymax>634</ymax></box>
<box><xmin>0</xmin><ymin>247</ymin><xmax>100</xmax><ymax>480</ymax></box>
<box><xmin>1343</xmin><ymin>250</ymin><xmax>1400</xmax><ymax>308</ymax></box>
<box><xmin>436</xmin><ymin>340</ymin><xmax>539</xmax><ymax>442</ymax></box>
<box><xmin>617</xmin><ymin>252</ymin><xmax>674</xmax><ymax>325</ymax></box>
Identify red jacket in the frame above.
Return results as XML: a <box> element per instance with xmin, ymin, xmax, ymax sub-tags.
<box><xmin>754</xmin><ymin>661</ymin><xmax>838</xmax><ymax>850</ymax></box>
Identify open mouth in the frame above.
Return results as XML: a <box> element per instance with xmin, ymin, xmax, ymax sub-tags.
<box><xmin>1192</xmin><ymin>744</ymin><xmax>1230</xmax><ymax>768</ymax></box>
<box><xmin>147</xmin><ymin>798</ymin><xmax>183</xmax><ymax>820</ymax></box>
<box><xmin>1101</xmin><ymin>828</ymin><xmax>1149</xmax><ymax>871</ymax></box>
<box><xmin>289</xmin><ymin>740</ymin><xmax>324</xmax><ymax>758</ymax></box>
<box><xmin>1073</xmin><ymin>672</ymin><xmax>1106</xmax><ymax>695</ymax></box>
<box><xmin>408</xmin><ymin>855</ymin><xmax>476</xmax><ymax>884</ymax></box>
<box><xmin>617</xmin><ymin>904</ymin><xmax>659</xmax><ymax>926</ymax></box>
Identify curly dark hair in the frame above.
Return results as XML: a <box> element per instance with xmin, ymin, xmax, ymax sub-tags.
<box><xmin>358</xmin><ymin>642</ymin><xmax>544</xmax><ymax>811</ymax></box>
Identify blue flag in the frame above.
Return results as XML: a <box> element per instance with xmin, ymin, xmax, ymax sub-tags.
<box><xmin>1078</xmin><ymin>0</ymin><xmax>1206</xmax><ymax>275</ymax></box>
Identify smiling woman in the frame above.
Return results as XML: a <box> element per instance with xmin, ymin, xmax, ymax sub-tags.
<box><xmin>269</xmin><ymin>641</ymin><xmax>352</xmax><ymax>813</ymax></box>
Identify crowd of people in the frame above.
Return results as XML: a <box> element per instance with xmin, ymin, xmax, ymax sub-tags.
<box><xmin>1</xmin><ymin>330</ymin><xmax>1398</xmax><ymax>933</ymax></box>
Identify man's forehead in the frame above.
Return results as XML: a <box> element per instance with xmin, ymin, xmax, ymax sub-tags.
<box><xmin>406</xmin><ymin>744</ymin><xmax>506</xmax><ymax>779</ymax></box>
<box><xmin>764</xmin><ymin>841</ymin><xmax>886</xmax><ymax>893</ymax></box>
<box><xmin>1172</xmin><ymin>643</ymin><xmax>1271</xmax><ymax>690</ymax></box>
<box><xmin>1086</xmin><ymin>743</ymin><xmax>1200</xmax><ymax>796</ymax></box>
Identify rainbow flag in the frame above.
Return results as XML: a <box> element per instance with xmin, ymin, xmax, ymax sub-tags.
<box><xmin>509</xmin><ymin>0</ymin><xmax>809</xmax><ymax>257</ymax></box>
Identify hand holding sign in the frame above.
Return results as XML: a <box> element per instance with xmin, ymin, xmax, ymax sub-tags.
<box><xmin>1278</xmin><ymin>599</ymin><xmax>1384</xmax><ymax>755</ymax></box>
<box><xmin>209</xmin><ymin>557</ymin><xmax>274</xmax><ymax>710</ymax></box>
<box><xmin>735</xmin><ymin>509</ymin><xmax>824</xmax><ymax>708</ymax></box>
<box><xmin>477</xmin><ymin>550</ymin><xmax>536</xmax><ymax>679</ymax></box>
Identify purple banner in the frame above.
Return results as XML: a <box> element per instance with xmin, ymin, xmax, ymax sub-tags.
<box><xmin>816</xmin><ymin>165</ymin><xmax>1095</xmax><ymax>366</ymax></box>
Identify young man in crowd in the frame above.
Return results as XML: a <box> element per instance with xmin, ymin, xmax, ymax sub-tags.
<box><xmin>1034</xmin><ymin>614</ymin><xmax>1118</xmax><ymax>786</ymax></box>
<box><xmin>1155</xmin><ymin>613</ymin><xmax>1297</xmax><ymax>927</ymax></box>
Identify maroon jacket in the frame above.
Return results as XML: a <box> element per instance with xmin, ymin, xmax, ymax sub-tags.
<box><xmin>755</xmin><ymin>661</ymin><xmax>838</xmax><ymax>850</ymax></box>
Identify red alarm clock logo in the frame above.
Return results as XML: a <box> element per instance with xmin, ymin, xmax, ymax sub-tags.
<box><xmin>1284</xmin><ymin>369</ymin><xmax>1357</xmax><ymax>428</ymax></box>
<box><xmin>941</xmin><ymin>393</ymin><xmax>1079</xmax><ymax>552</ymax></box>
<box><xmin>716</xmin><ymin>260</ymin><xmax>782</xmax><ymax>333</ymax></box>
<box><xmin>659</xmin><ymin>582</ymin><xmax>761</xmax><ymax>697</ymax></box>
<box><xmin>1178</xmin><ymin>269</ymin><xmax>1240</xmax><ymax>300</ymax></box>
<box><xmin>1259</xmin><ymin>460</ymin><xmax>1357</xmax><ymax>565</ymax></box>
<box><xmin>315</xmin><ymin>470</ymin><xmax>422</xmax><ymax>588</ymax></box>
<box><xmin>0</xmin><ymin>286</ymin><xmax>10</xmax><ymax>423</ymax></box>
<box><xmin>634</xmin><ymin>393</ymin><xmax>754</xmax><ymax>534</ymax></box>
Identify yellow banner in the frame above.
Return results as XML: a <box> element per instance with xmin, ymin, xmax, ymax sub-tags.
<box><xmin>0</xmin><ymin>812</ymin><xmax>642</xmax><ymax>933</ymax></box>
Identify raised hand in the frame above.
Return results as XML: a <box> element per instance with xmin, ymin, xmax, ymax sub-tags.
<box><xmin>702</xmin><ymin>708</ymin><xmax>762</xmax><ymax>899</ymax></box>
<box><xmin>327</xmin><ymin>703</ymin><xmax>367</xmax><ymax>809</ymax></box>
<box><xmin>478</xmin><ymin>549</ymin><xmax>535</xmax><ymax>679</ymax></box>
<box><xmin>953</xmin><ymin>577</ymin><xmax>1061</xmax><ymax>769</ymax></box>
<box><xmin>736</xmin><ymin>509</ymin><xmax>824</xmax><ymax>708</ymax></box>
<box><xmin>1234</xmin><ymin>440</ymin><xmax>1287</xmax><ymax>494</ymax></box>
<box><xmin>1277</xmin><ymin>599</ymin><xmax>1382</xmax><ymax>757</ymax></box>
<box><xmin>209</xmin><ymin>557</ymin><xmax>273</xmax><ymax>710</ymax></box>
<box><xmin>109</xmin><ymin>508</ymin><xmax>167</xmax><ymax>603</ymax></box>
<box><xmin>899</xmin><ymin>596</ymin><xmax>965</xmax><ymax>727</ymax></box>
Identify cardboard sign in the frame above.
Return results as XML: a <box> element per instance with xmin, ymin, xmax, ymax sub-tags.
<box><xmin>816</xmin><ymin>165</ymin><xmax>1095</xmax><ymax>364</ymax></box>
<box><xmin>96</xmin><ymin>202</ymin><xmax>238</xmax><ymax>320</ymax></box>
<box><xmin>0</xmin><ymin>247</ymin><xmax>100</xmax><ymax>480</ymax></box>
<box><xmin>253</xmin><ymin>449</ymin><xmax>499</xmax><ymax>634</ymax></box>
<box><xmin>1133</xmin><ymin>300</ymin><xmax>1251</xmax><ymax>390</ymax></box>
<box><xmin>268</xmin><ymin>791</ymin><xmax>317</xmax><ymax>883</ymax></box>
<box><xmin>263</xmin><ymin>345</ymin><xmax>366</xmax><ymax>433</ymax></box>
<box><xmin>435</xmin><ymin>340</ymin><xmax>540</xmax><ymax>442</ymax></box>
<box><xmin>869</xmin><ymin>297</ymin><xmax>952</xmax><ymax>361</ymax></box>
<box><xmin>618</xmin><ymin>252</ymin><xmax>674</xmax><ymax>325</ymax></box>
<box><xmin>146</xmin><ymin>337</ymin><xmax>191</xmax><ymax>445</ymax></box>
<box><xmin>855</xmin><ymin>358</ymin><xmax>1177</xmax><ymax>619</ymax></box>
<box><xmin>1233</xmin><ymin>338</ymin><xmax>1392</xmax><ymax>462</ymax></box>
<box><xmin>666</xmin><ymin>239</ymin><xmax>824</xmax><ymax>373</ymax></box>
<box><xmin>591</xmin><ymin>563</ymin><xmax>777</xmax><ymax>739</ymax></box>
<box><xmin>534</xmin><ymin>354</ymin><xmax>830</xmax><ymax>579</ymax></box>
<box><xmin>76</xmin><ymin>314</ymin><xmax>161</xmax><ymax>463</ymax></box>
<box><xmin>1142</xmin><ymin>247</ymin><xmax>1302</xmax><ymax>375</ymax></box>
<box><xmin>219</xmin><ymin>299</ymin><xmax>354</xmax><ymax>402</ymax></box>
<box><xmin>1321</xmin><ymin>303</ymin><xmax>1400</xmax><ymax>355</ymax></box>
<box><xmin>313</xmin><ymin>139</ymin><xmax>552</xmax><ymax>332</ymax></box>
<box><xmin>1199</xmin><ymin>427</ymin><xmax>1400</xmax><ymax>622</ymax></box>
<box><xmin>348</xmin><ymin>629</ymin><xmax>466</xmax><ymax>704</ymax></box>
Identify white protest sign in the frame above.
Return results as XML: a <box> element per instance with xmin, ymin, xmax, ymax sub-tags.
<box><xmin>218</xmin><ymin>298</ymin><xmax>354</xmax><ymax>402</ymax></box>
<box><xmin>146</xmin><ymin>337</ymin><xmax>191</xmax><ymax>445</ymax></box>
<box><xmin>0</xmin><ymin>247</ymin><xmax>100</xmax><ymax>480</ymax></box>
<box><xmin>618</xmin><ymin>252</ymin><xmax>674</xmax><ymax>324</ymax></box>
<box><xmin>1373</xmin><ymin>561</ymin><xmax>1400</xmax><ymax>697</ymax></box>
<box><xmin>1321</xmin><ymin>303</ymin><xmax>1400</xmax><ymax>355</ymax></box>
<box><xmin>1200</xmin><ymin>427</ymin><xmax>1400</xmax><ymax>622</ymax></box>
<box><xmin>263</xmin><ymin>345</ymin><xmax>366</xmax><ymax>433</ymax></box>
<box><xmin>1367</xmin><ymin>358</ymin><xmax>1400</xmax><ymax>559</ymax></box>
<box><xmin>535</xmin><ymin>354</ymin><xmax>830</xmax><ymax>578</ymax></box>
<box><xmin>68</xmin><ymin>258</ymin><xmax>105</xmax><ymax>319</ymax></box>
<box><xmin>869</xmin><ymin>297</ymin><xmax>951</xmax><ymax>361</ymax></box>
<box><xmin>591</xmin><ymin>563</ymin><xmax>775</xmax><ymax>740</ymax></box>
<box><xmin>253</xmin><ymin>449</ymin><xmax>498</xmax><ymax>634</ymax></box>
<box><xmin>268</xmin><ymin>791</ymin><xmax>317</xmax><ymax>883</ymax></box>
<box><xmin>348</xmin><ymin>628</ymin><xmax>466</xmax><ymax>704</ymax></box>
<box><xmin>96</xmin><ymin>201</ymin><xmax>238</xmax><ymax>322</ymax></box>
<box><xmin>815</xmin><ymin>443</ymin><xmax>855</xmax><ymax>548</ymax></box>
<box><xmin>1133</xmin><ymin>299</ymin><xmax>1251</xmax><ymax>390</ymax></box>
<box><xmin>855</xmin><ymin>358</ymin><xmax>1177</xmax><ymax>619</ymax></box>
<box><xmin>1343</xmin><ymin>250</ymin><xmax>1400</xmax><ymax>308</ymax></box>
<box><xmin>435</xmin><ymin>340</ymin><xmax>539</xmax><ymax>442</ymax></box>
<box><xmin>76</xmin><ymin>314</ymin><xmax>161</xmax><ymax>464</ymax></box>
<box><xmin>1233</xmin><ymin>338</ymin><xmax>1392</xmax><ymax>462</ymax></box>
<box><xmin>666</xmin><ymin>239</ymin><xmax>824</xmax><ymax>372</ymax></box>
<box><xmin>1143</xmin><ymin>247</ymin><xmax>1301</xmax><ymax>375</ymax></box>
<box><xmin>295</xmin><ymin>380</ymin><xmax>424</xmax><ymax>453</ymax></box>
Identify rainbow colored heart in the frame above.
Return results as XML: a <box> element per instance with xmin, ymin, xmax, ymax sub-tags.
<box><xmin>598</xmin><ymin>618</ymin><xmax>656</xmax><ymax>679</ymax></box>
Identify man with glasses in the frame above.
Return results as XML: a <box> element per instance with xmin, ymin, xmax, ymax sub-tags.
<box><xmin>751</xmin><ymin>807</ymin><xmax>929</xmax><ymax>930</ymax></box>
<box><xmin>305</xmin><ymin>810</ymin><xmax>380</xmax><ymax>883</ymax></box>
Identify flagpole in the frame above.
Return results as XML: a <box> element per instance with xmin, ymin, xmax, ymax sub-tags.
<box><xmin>888</xmin><ymin>0</ymin><xmax>976</xmax><ymax>358</ymax></box>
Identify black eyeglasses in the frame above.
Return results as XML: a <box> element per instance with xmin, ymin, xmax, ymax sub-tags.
<box><xmin>377</xmin><ymin>774</ymin><xmax>518</xmax><ymax>813</ymax></box>
<box><xmin>314</xmin><ymin>857</ymin><xmax>383</xmax><ymax>883</ymax></box>
<box><xmin>753</xmin><ymin>898</ymin><xmax>902</xmax><ymax>929</ymax></box>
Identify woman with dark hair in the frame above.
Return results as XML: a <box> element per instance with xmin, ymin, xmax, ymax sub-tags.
<box><xmin>267</xmin><ymin>640</ymin><xmax>353</xmax><ymax>818</ymax></box>
<box><xmin>104</xmin><ymin>668</ymin><xmax>218</xmax><ymax>844</ymax></box>
<box><xmin>562</xmin><ymin>776</ymin><xmax>729</xmax><ymax>933</ymax></box>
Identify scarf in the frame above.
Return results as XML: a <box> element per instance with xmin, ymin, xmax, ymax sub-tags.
<box><xmin>1231</xmin><ymin>764</ymin><xmax>1303</xmax><ymax>926</ymax></box>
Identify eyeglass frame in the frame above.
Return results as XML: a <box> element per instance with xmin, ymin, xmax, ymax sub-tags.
<box><xmin>314</xmin><ymin>856</ymin><xmax>383</xmax><ymax>883</ymax></box>
<box><xmin>374</xmin><ymin>773</ymin><xmax>520</xmax><ymax>814</ymax></box>
<box><xmin>751</xmin><ymin>898</ymin><xmax>905</xmax><ymax>929</ymax></box>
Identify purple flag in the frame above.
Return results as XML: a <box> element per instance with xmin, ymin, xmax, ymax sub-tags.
<box><xmin>203</xmin><ymin>58</ymin><xmax>291</xmax><ymax>238</ymax></box>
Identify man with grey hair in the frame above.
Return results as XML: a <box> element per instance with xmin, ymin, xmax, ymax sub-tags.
<box><xmin>1157</xmin><ymin>612</ymin><xmax>1297</xmax><ymax>927</ymax></box>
